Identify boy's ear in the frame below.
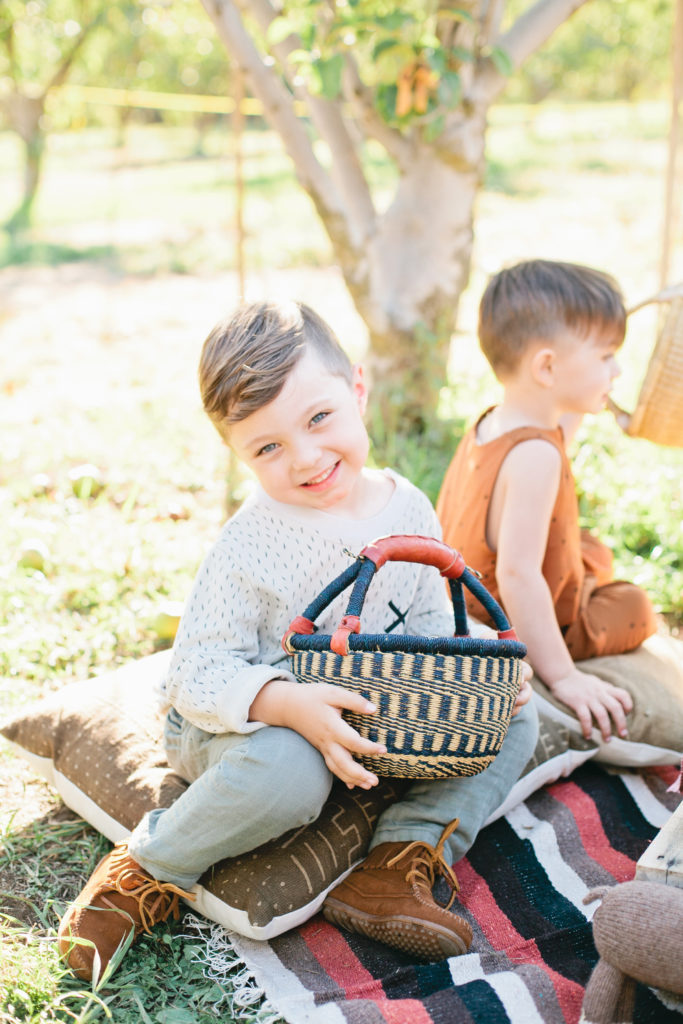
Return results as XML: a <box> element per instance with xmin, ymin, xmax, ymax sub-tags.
<box><xmin>351</xmin><ymin>363</ymin><xmax>368</xmax><ymax>414</ymax></box>
<box><xmin>530</xmin><ymin>346</ymin><xmax>557</xmax><ymax>388</ymax></box>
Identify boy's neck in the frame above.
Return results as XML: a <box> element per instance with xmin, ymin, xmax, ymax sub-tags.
<box><xmin>479</xmin><ymin>385</ymin><xmax>563</xmax><ymax>441</ymax></box>
<box><xmin>331</xmin><ymin>467</ymin><xmax>395</xmax><ymax>520</ymax></box>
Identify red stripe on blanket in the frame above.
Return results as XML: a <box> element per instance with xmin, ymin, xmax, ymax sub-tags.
<box><xmin>458</xmin><ymin>858</ymin><xmax>585</xmax><ymax>1022</ymax></box>
<box><xmin>547</xmin><ymin>781</ymin><xmax>636</xmax><ymax>880</ymax></box>
<box><xmin>649</xmin><ymin>764</ymin><xmax>679</xmax><ymax>786</ymax></box>
<box><xmin>298</xmin><ymin>918</ymin><xmax>434</xmax><ymax>1023</ymax></box>
<box><xmin>379</xmin><ymin>999</ymin><xmax>434</xmax><ymax>1024</ymax></box>
<box><xmin>298</xmin><ymin>917</ymin><xmax>381</xmax><ymax>992</ymax></box>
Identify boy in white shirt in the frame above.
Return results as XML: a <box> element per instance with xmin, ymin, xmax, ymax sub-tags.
<box><xmin>59</xmin><ymin>301</ymin><xmax>537</xmax><ymax>979</ymax></box>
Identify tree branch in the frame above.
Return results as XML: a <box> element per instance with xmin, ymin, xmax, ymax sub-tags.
<box><xmin>46</xmin><ymin>8</ymin><xmax>103</xmax><ymax>95</ymax></box>
<box><xmin>477</xmin><ymin>0</ymin><xmax>591</xmax><ymax>104</ymax></box>
<box><xmin>477</xmin><ymin>0</ymin><xmax>505</xmax><ymax>50</ymax></box>
<box><xmin>341</xmin><ymin>55</ymin><xmax>414</xmax><ymax>171</ymax></box>
<box><xmin>0</xmin><ymin>18</ymin><xmax>18</xmax><ymax>86</ymax></box>
<box><xmin>199</xmin><ymin>0</ymin><xmax>355</xmax><ymax>256</ymax></box>
<box><xmin>244</xmin><ymin>0</ymin><xmax>376</xmax><ymax>246</ymax></box>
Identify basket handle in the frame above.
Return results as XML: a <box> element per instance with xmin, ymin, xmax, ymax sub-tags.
<box><xmin>627</xmin><ymin>281</ymin><xmax>683</xmax><ymax>315</ymax></box>
<box><xmin>360</xmin><ymin>534</ymin><xmax>467</xmax><ymax>578</ymax></box>
<box><xmin>281</xmin><ymin>533</ymin><xmax>517</xmax><ymax>655</ymax></box>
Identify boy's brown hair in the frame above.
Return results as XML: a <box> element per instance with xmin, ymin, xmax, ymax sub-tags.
<box><xmin>478</xmin><ymin>259</ymin><xmax>626</xmax><ymax>379</ymax></box>
<box><xmin>199</xmin><ymin>300</ymin><xmax>353</xmax><ymax>437</ymax></box>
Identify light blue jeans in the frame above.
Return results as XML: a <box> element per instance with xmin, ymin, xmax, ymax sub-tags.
<box><xmin>128</xmin><ymin>700</ymin><xmax>538</xmax><ymax>889</ymax></box>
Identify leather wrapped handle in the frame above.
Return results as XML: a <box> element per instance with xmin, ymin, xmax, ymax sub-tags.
<box><xmin>330</xmin><ymin>535</ymin><xmax>468</xmax><ymax>654</ymax></box>
<box><xmin>360</xmin><ymin>534</ymin><xmax>466</xmax><ymax>580</ymax></box>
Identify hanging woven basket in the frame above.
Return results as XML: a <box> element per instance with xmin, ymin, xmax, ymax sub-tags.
<box><xmin>281</xmin><ymin>534</ymin><xmax>527</xmax><ymax>781</ymax></box>
<box><xmin>610</xmin><ymin>283</ymin><xmax>683</xmax><ymax>447</ymax></box>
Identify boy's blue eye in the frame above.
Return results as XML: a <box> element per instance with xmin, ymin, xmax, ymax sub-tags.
<box><xmin>310</xmin><ymin>411</ymin><xmax>329</xmax><ymax>426</ymax></box>
<box><xmin>256</xmin><ymin>442</ymin><xmax>278</xmax><ymax>456</ymax></box>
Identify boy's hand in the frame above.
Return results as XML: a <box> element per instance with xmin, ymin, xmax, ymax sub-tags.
<box><xmin>249</xmin><ymin>679</ymin><xmax>386</xmax><ymax>789</ymax></box>
<box><xmin>549</xmin><ymin>667</ymin><xmax>632</xmax><ymax>742</ymax></box>
<box><xmin>511</xmin><ymin>662</ymin><xmax>532</xmax><ymax>717</ymax></box>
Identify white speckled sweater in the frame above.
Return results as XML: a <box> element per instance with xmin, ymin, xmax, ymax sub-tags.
<box><xmin>160</xmin><ymin>469</ymin><xmax>460</xmax><ymax>734</ymax></box>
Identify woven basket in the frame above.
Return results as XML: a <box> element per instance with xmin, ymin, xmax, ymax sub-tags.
<box><xmin>611</xmin><ymin>283</ymin><xmax>683</xmax><ymax>447</ymax></box>
<box><xmin>281</xmin><ymin>535</ymin><xmax>527</xmax><ymax>780</ymax></box>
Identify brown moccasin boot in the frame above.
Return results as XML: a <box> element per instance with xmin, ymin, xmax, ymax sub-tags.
<box><xmin>58</xmin><ymin>840</ymin><xmax>195</xmax><ymax>982</ymax></box>
<box><xmin>323</xmin><ymin>818</ymin><xmax>472</xmax><ymax>961</ymax></box>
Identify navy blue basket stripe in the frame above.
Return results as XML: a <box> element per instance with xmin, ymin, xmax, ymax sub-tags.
<box><xmin>289</xmin><ymin>632</ymin><xmax>526</xmax><ymax>659</ymax></box>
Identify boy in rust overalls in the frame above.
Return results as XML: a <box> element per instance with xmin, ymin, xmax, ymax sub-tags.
<box><xmin>438</xmin><ymin>260</ymin><xmax>657</xmax><ymax>744</ymax></box>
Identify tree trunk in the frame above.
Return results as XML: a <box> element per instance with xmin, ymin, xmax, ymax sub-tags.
<box><xmin>2</xmin><ymin>92</ymin><xmax>45</xmax><ymax>230</ymax></box>
<box><xmin>345</xmin><ymin>130</ymin><xmax>485</xmax><ymax>435</ymax></box>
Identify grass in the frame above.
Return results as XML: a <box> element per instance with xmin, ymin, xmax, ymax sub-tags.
<box><xmin>0</xmin><ymin>101</ymin><xmax>682</xmax><ymax>1022</ymax></box>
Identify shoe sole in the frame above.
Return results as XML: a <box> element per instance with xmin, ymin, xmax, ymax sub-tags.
<box><xmin>323</xmin><ymin>898</ymin><xmax>471</xmax><ymax>961</ymax></box>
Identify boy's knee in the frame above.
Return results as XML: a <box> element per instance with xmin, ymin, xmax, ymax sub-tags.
<box><xmin>240</xmin><ymin>727</ymin><xmax>333</xmax><ymax>829</ymax></box>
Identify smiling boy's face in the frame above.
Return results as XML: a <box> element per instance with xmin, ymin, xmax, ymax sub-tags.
<box><xmin>227</xmin><ymin>347</ymin><xmax>371</xmax><ymax>515</ymax></box>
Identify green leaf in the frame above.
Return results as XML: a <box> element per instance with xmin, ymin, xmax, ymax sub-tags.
<box><xmin>423</xmin><ymin>113</ymin><xmax>446</xmax><ymax>142</ymax></box>
<box><xmin>372</xmin><ymin>38</ymin><xmax>401</xmax><ymax>61</ymax></box>
<box><xmin>287</xmin><ymin>47</ymin><xmax>314</xmax><ymax>67</ymax></box>
<box><xmin>376</xmin><ymin>82</ymin><xmax>399</xmax><ymax>122</ymax></box>
<box><xmin>437</xmin><ymin>7</ymin><xmax>474</xmax><ymax>24</ymax></box>
<box><xmin>267</xmin><ymin>16</ymin><xmax>297</xmax><ymax>45</ymax></box>
<box><xmin>438</xmin><ymin>69</ymin><xmax>461</xmax><ymax>108</ymax></box>
<box><xmin>375</xmin><ymin>11</ymin><xmax>414</xmax><ymax>31</ymax></box>
<box><xmin>427</xmin><ymin>48</ymin><xmax>447</xmax><ymax>73</ymax></box>
<box><xmin>490</xmin><ymin>45</ymin><xmax>514</xmax><ymax>76</ymax></box>
<box><xmin>310</xmin><ymin>53</ymin><xmax>344</xmax><ymax>99</ymax></box>
<box><xmin>155</xmin><ymin>1010</ymin><xmax>198</xmax><ymax>1024</ymax></box>
<box><xmin>451</xmin><ymin>45</ymin><xmax>475</xmax><ymax>63</ymax></box>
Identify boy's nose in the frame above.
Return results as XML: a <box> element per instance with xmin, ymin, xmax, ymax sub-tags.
<box><xmin>291</xmin><ymin>438</ymin><xmax>321</xmax><ymax>471</ymax></box>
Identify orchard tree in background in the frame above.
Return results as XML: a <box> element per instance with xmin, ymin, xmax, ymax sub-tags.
<box><xmin>0</xmin><ymin>0</ymin><xmax>105</xmax><ymax>230</ymax></box>
<box><xmin>0</xmin><ymin>0</ymin><xmax>229</xmax><ymax>230</ymax></box>
<box><xmin>197</xmin><ymin>0</ymin><xmax>596</xmax><ymax>434</ymax></box>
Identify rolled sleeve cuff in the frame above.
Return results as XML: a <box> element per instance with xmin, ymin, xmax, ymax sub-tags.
<box><xmin>215</xmin><ymin>664</ymin><xmax>298</xmax><ymax>733</ymax></box>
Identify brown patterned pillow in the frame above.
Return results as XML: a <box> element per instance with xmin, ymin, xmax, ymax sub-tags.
<box><xmin>1</xmin><ymin>653</ymin><xmax>595</xmax><ymax>938</ymax></box>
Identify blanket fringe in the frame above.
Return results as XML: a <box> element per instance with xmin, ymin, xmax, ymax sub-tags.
<box><xmin>181</xmin><ymin>913</ymin><xmax>282</xmax><ymax>1022</ymax></box>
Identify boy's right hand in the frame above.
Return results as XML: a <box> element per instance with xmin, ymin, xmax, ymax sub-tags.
<box><xmin>249</xmin><ymin>679</ymin><xmax>386</xmax><ymax>789</ymax></box>
<box><xmin>549</xmin><ymin>667</ymin><xmax>632</xmax><ymax>743</ymax></box>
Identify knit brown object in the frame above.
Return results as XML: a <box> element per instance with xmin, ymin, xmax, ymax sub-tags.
<box><xmin>323</xmin><ymin>818</ymin><xmax>473</xmax><ymax>961</ymax></box>
<box><xmin>581</xmin><ymin>881</ymin><xmax>683</xmax><ymax>1023</ymax></box>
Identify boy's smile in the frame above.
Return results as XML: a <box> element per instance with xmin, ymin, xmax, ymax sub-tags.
<box><xmin>302</xmin><ymin>462</ymin><xmax>340</xmax><ymax>489</ymax></box>
<box><xmin>228</xmin><ymin>348</ymin><xmax>373</xmax><ymax>516</ymax></box>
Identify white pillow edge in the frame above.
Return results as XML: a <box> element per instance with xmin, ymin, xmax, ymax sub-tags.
<box><xmin>532</xmin><ymin>692</ymin><xmax>682</xmax><ymax>767</ymax></box>
<box><xmin>4</xmin><ymin>742</ymin><xmax>56</xmax><ymax>789</ymax></box>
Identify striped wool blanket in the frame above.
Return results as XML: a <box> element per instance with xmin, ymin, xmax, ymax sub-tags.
<box><xmin>222</xmin><ymin>763</ymin><xmax>681</xmax><ymax>1024</ymax></box>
